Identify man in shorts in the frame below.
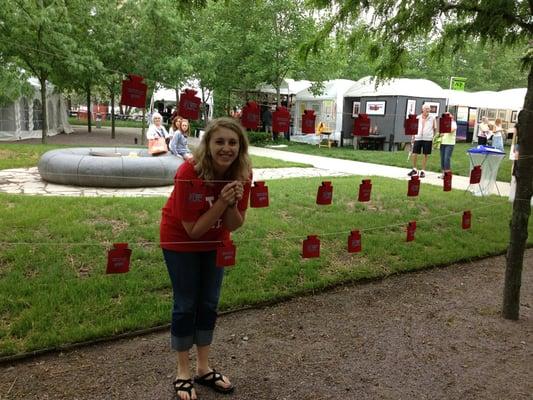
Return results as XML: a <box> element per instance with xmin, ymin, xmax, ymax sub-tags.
<box><xmin>408</xmin><ymin>104</ymin><xmax>436</xmax><ymax>178</ymax></box>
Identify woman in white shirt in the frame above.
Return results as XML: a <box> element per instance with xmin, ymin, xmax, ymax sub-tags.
<box><xmin>146</xmin><ymin>112</ymin><xmax>169</xmax><ymax>140</ymax></box>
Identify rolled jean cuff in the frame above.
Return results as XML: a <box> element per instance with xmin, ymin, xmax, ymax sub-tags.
<box><xmin>171</xmin><ymin>334</ymin><xmax>194</xmax><ymax>351</ymax></box>
<box><xmin>171</xmin><ymin>330</ymin><xmax>214</xmax><ymax>351</ymax></box>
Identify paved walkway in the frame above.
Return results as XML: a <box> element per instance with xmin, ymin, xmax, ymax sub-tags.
<box><xmin>0</xmin><ymin>131</ymin><xmax>510</xmax><ymax>197</ymax></box>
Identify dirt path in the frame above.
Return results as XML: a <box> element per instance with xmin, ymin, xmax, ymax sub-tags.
<box><xmin>1</xmin><ymin>252</ymin><xmax>531</xmax><ymax>400</ymax></box>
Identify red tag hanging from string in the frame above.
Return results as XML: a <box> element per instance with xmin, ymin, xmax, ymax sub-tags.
<box><xmin>407</xmin><ymin>175</ymin><xmax>420</xmax><ymax>197</ymax></box>
<box><xmin>443</xmin><ymin>171</ymin><xmax>452</xmax><ymax>192</ymax></box>
<box><xmin>404</xmin><ymin>114</ymin><xmax>418</xmax><ymax>135</ymax></box>
<box><xmin>250</xmin><ymin>181</ymin><xmax>269</xmax><ymax>208</ymax></box>
<box><xmin>352</xmin><ymin>113</ymin><xmax>371</xmax><ymax>136</ymax></box>
<box><xmin>302</xmin><ymin>109</ymin><xmax>316</xmax><ymax>134</ymax></box>
<box><xmin>406</xmin><ymin>221</ymin><xmax>417</xmax><ymax>242</ymax></box>
<box><xmin>462</xmin><ymin>211</ymin><xmax>472</xmax><ymax>230</ymax></box>
<box><xmin>358</xmin><ymin>179</ymin><xmax>372</xmax><ymax>202</ymax></box>
<box><xmin>470</xmin><ymin>165</ymin><xmax>482</xmax><ymax>184</ymax></box>
<box><xmin>302</xmin><ymin>235</ymin><xmax>320</xmax><ymax>258</ymax></box>
<box><xmin>241</xmin><ymin>101</ymin><xmax>260</xmax><ymax>130</ymax></box>
<box><xmin>181</xmin><ymin>179</ymin><xmax>206</xmax><ymax>211</ymax></box>
<box><xmin>439</xmin><ymin>113</ymin><xmax>452</xmax><ymax>133</ymax></box>
<box><xmin>178</xmin><ymin>89</ymin><xmax>201</xmax><ymax>120</ymax></box>
<box><xmin>120</xmin><ymin>75</ymin><xmax>147</xmax><ymax>108</ymax></box>
<box><xmin>347</xmin><ymin>230</ymin><xmax>362</xmax><ymax>253</ymax></box>
<box><xmin>216</xmin><ymin>240</ymin><xmax>236</xmax><ymax>267</ymax></box>
<box><xmin>106</xmin><ymin>243</ymin><xmax>132</xmax><ymax>274</ymax></box>
<box><xmin>272</xmin><ymin>106</ymin><xmax>290</xmax><ymax>133</ymax></box>
<box><xmin>316</xmin><ymin>181</ymin><xmax>333</xmax><ymax>205</ymax></box>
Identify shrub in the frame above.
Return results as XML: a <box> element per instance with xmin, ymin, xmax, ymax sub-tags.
<box><xmin>245</xmin><ymin>131</ymin><xmax>271</xmax><ymax>145</ymax></box>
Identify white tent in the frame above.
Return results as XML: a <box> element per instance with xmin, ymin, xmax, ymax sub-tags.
<box><xmin>256</xmin><ymin>78</ymin><xmax>312</xmax><ymax>95</ymax></box>
<box><xmin>0</xmin><ymin>78</ymin><xmax>72</xmax><ymax>141</ymax></box>
<box><xmin>445</xmin><ymin>88</ymin><xmax>526</xmax><ymax>110</ymax></box>
<box><xmin>345</xmin><ymin>76</ymin><xmax>446</xmax><ymax>98</ymax></box>
<box><xmin>292</xmin><ymin>79</ymin><xmax>357</xmax><ymax>141</ymax></box>
<box><xmin>151</xmin><ymin>82</ymin><xmax>214</xmax><ymax>120</ymax></box>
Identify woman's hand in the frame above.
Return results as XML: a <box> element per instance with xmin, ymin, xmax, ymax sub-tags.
<box><xmin>220</xmin><ymin>181</ymin><xmax>242</xmax><ymax>207</ymax></box>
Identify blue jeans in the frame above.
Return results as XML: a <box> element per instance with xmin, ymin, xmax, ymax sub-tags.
<box><xmin>162</xmin><ymin>249</ymin><xmax>224</xmax><ymax>351</ymax></box>
<box><xmin>440</xmin><ymin>144</ymin><xmax>454</xmax><ymax>171</ymax></box>
<box><xmin>492</xmin><ymin>135</ymin><xmax>504</xmax><ymax>152</ymax></box>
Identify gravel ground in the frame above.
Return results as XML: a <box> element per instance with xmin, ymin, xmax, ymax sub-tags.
<box><xmin>1</xmin><ymin>128</ymin><xmax>531</xmax><ymax>399</ymax></box>
<box><xmin>0</xmin><ymin>252</ymin><xmax>531</xmax><ymax>400</ymax></box>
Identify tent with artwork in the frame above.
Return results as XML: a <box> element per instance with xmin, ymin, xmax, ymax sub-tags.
<box><xmin>291</xmin><ymin>79</ymin><xmax>357</xmax><ymax>144</ymax></box>
<box><xmin>342</xmin><ymin>76</ymin><xmax>447</xmax><ymax>149</ymax></box>
<box><xmin>0</xmin><ymin>78</ymin><xmax>72</xmax><ymax>141</ymax></box>
<box><xmin>445</xmin><ymin>88</ymin><xmax>526</xmax><ymax>143</ymax></box>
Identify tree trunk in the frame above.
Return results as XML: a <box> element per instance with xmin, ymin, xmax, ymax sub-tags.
<box><xmin>110</xmin><ymin>82</ymin><xmax>116</xmax><ymax>140</ymax></box>
<box><xmin>39</xmin><ymin>75</ymin><xmax>48</xmax><ymax>144</ymax></box>
<box><xmin>502</xmin><ymin>64</ymin><xmax>533</xmax><ymax>320</ymax></box>
<box><xmin>86</xmin><ymin>85</ymin><xmax>92</xmax><ymax>133</ymax></box>
<box><xmin>276</xmin><ymin>86</ymin><xmax>281</xmax><ymax>107</ymax></box>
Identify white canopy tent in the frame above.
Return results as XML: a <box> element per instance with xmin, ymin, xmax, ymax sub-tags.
<box><xmin>445</xmin><ymin>88</ymin><xmax>526</xmax><ymax>110</ymax></box>
<box><xmin>344</xmin><ymin>76</ymin><xmax>447</xmax><ymax>99</ymax></box>
<box><xmin>0</xmin><ymin>78</ymin><xmax>72</xmax><ymax>141</ymax></box>
<box><xmin>292</xmin><ymin>79</ymin><xmax>357</xmax><ymax>142</ymax></box>
<box><xmin>151</xmin><ymin>82</ymin><xmax>214</xmax><ymax>120</ymax></box>
<box><xmin>256</xmin><ymin>78</ymin><xmax>312</xmax><ymax>96</ymax></box>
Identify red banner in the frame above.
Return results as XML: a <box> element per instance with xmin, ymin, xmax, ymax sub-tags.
<box><xmin>120</xmin><ymin>75</ymin><xmax>147</xmax><ymax>108</ymax></box>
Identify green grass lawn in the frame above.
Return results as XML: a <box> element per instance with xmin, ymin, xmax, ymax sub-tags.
<box><xmin>0</xmin><ymin>175</ymin><xmax>526</xmax><ymax>357</ymax></box>
<box><xmin>0</xmin><ymin>144</ymin><xmax>310</xmax><ymax>170</ymax></box>
<box><xmin>263</xmin><ymin>141</ymin><xmax>513</xmax><ymax>182</ymax></box>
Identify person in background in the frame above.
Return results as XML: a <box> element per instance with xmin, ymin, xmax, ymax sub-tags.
<box><xmin>477</xmin><ymin>116</ymin><xmax>490</xmax><ymax>145</ymax></box>
<box><xmin>160</xmin><ymin>117</ymin><xmax>252</xmax><ymax>400</ymax></box>
<box><xmin>168</xmin><ymin>116</ymin><xmax>183</xmax><ymax>146</ymax></box>
<box><xmin>146</xmin><ymin>112</ymin><xmax>169</xmax><ymax>141</ymax></box>
<box><xmin>491</xmin><ymin>118</ymin><xmax>505</xmax><ymax>151</ymax></box>
<box><xmin>439</xmin><ymin>113</ymin><xmax>457</xmax><ymax>178</ymax></box>
<box><xmin>262</xmin><ymin>106</ymin><xmax>273</xmax><ymax>139</ymax></box>
<box><xmin>169</xmin><ymin>118</ymin><xmax>193</xmax><ymax>160</ymax></box>
<box><xmin>408</xmin><ymin>104</ymin><xmax>436</xmax><ymax>178</ymax></box>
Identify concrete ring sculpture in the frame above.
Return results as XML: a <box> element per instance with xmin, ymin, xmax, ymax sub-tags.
<box><xmin>38</xmin><ymin>147</ymin><xmax>183</xmax><ymax>188</ymax></box>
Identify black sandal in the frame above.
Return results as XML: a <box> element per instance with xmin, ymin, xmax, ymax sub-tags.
<box><xmin>194</xmin><ymin>369</ymin><xmax>235</xmax><ymax>394</ymax></box>
<box><xmin>172</xmin><ymin>378</ymin><xmax>195</xmax><ymax>399</ymax></box>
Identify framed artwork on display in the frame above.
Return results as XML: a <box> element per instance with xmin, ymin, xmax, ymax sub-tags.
<box><xmin>477</xmin><ymin>109</ymin><xmax>486</xmax><ymax>123</ymax></box>
<box><xmin>497</xmin><ymin>109</ymin><xmax>507</xmax><ymax>121</ymax></box>
<box><xmin>405</xmin><ymin>99</ymin><xmax>416</xmax><ymax>118</ymax></box>
<box><xmin>352</xmin><ymin>101</ymin><xmax>360</xmax><ymax>117</ymax></box>
<box><xmin>365</xmin><ymin>100</ymin><xmax>386</xmax><ymax>115</ymax></box>
<box><xmin>487</xmin><ymin>109</ymin><xmax>497</xmax><ymax>120</ymax></box>
<box><xmin>422</xmin><ymin>101</ymin><xmax>439</xmax><ymax>116</ymax></box>
<box><xmin>511</xmin><ymin>110</ymin><xmax>518</xmax><ymax>123</ymax></box>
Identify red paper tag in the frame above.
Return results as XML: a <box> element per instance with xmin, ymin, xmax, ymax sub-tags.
<box><xmin>443</xmin><ymin>171</ymin><xmax>452</xmax><ymax>192</ymax></box>
<box><xmin>216</xmin><ymin>240</ymin><xmax>236</xmax><ymax>267</ymax></box>
<box><xmin>241</xmin><ymin>101</ymin><xmax>260</xmax><ymax>130</ymax></box>
<box><xmin>358</xmin><ymin>179</ymin><xmax>372</xmax><ymax>202</ymax></box>
<box><xmin>406</xmin><ymin>221</ymin><xmax>416</xmax><ymax>242</ymax></box>
<box><xmin>470</xmin><ymin>165</ymin><xmax>482</xmax><ymax>184</ymax></box>
<box><xmin>302</xmin><ymin>110</ymin><xmax>316</xmax><ymax>134</ymax></box>
<box><xmin>272</xmin><ymin>106</ymin><xmax>290</xmax><ymax>133</ymax></box>
<box><xmin>120</xmin><ymin>75</ymin><xmax>147</xmax><ymax>108</ymax></box>
<box><xmin>178</xmin><ymin>89</ymin><xmax>201</xmax><ymax>120</ymax></box>
<box><xmin>106</xmin><ymin>243</ymin><xmax>132</xmax><ymax>274</ymax></box>
<box><xmin>462</xmin><ymin>211</ymin><xmax>471</xmax><ymax>229</ymax></box>
<box><xmin>250</xmin><ymin>181</ymin><xmax>269</xmax><ymax>208</ymax></box>
<box><xmin>181</xmin><ymin>179</ymin><xmax>206</xmax><ymax>211</ymax></box>
<box><xmin>404</xmin><ymin>114</ymin><xmax>418</xmax><ymax>135</ymax></box>
<box><xmin>316</xmin><ymin>181</ymin><xmax>333</xmax><ymax>205</ymax></box>
<box><xmin>353</xmin><ymin>113</ymin><xmax>371</xmax><ymax>136</ymax></box>
<box><xmin>439</xmin><ymin>113</ymin><xmax>452</xmax><ymax>133</ymax></box>
<box><xmin>302</xmin><ymin>235</ymin><xmax>320</xmax><ymax>258</ymax></box>
<box><xmin>347</xmin><ymin>230</ymin><xmax>362</xmax><ymax>253</ymax></box>
<box><xmin>407</xmin><ymin>175</ymin><xmax>420</xmax><ymax>197</ymax></box>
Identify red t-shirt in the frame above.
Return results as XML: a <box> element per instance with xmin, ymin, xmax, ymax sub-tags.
<box><xmin>160</xmin><ymin>161</ymin><xmax>251</xmax><ymax>252</ymax></box>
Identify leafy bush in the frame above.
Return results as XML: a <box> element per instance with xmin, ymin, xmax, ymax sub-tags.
<box><xmin>245</xmin><ymin>131</ymin><xmax>271</xmax><ymax>145</ymax></box>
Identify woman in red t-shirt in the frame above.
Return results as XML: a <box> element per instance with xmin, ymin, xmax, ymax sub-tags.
<box><xmin>160</xmin><ymin>117</ymin><xmax>252</xmax><ymax>400</ymax></box>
